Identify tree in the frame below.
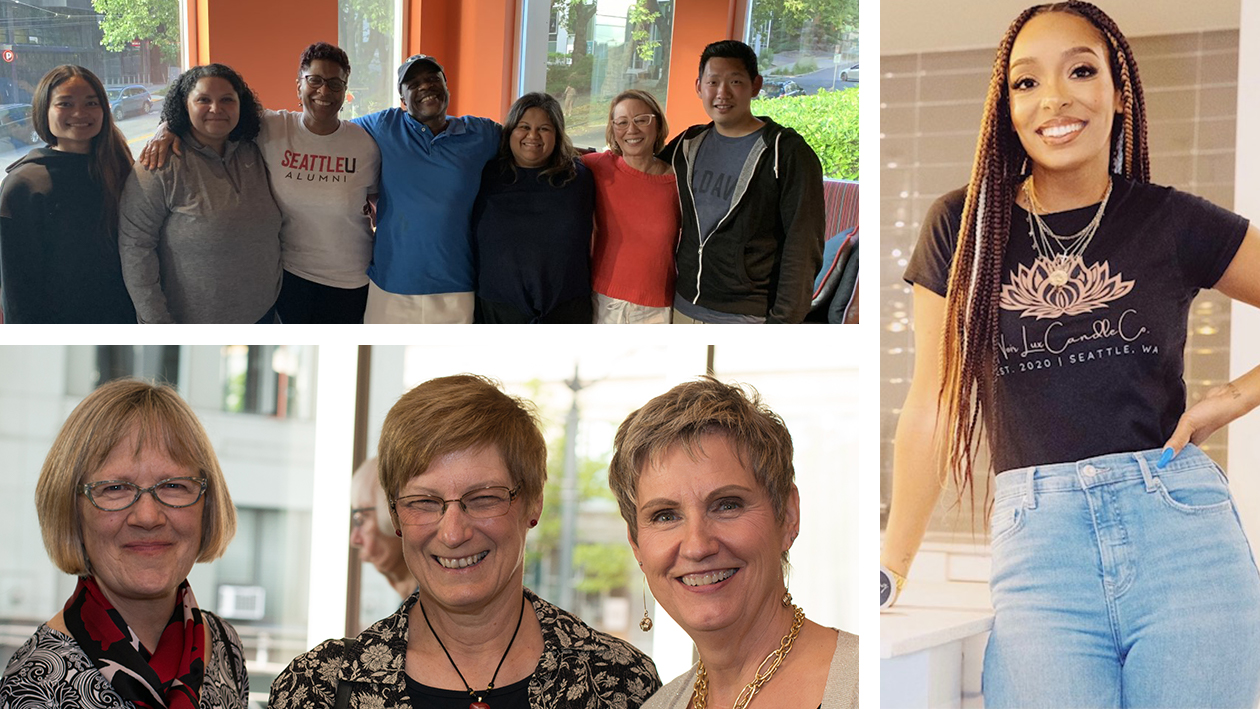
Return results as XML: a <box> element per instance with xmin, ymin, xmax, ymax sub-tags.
<box><xmin>92</xmin><ymin>0</ymin><xmax>179</xmax><ymax>64</ymax></box>
<box><xmin>552</xmin><ymin>0</ymin><xmax>599</xmax><ymax>61</ymax></box>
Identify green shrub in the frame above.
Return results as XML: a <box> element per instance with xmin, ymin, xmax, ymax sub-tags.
<box><xmin>545</xmin><ymin>55</ymin><xmax>595</xmax><ymax>95</ymax></box>
<box><xmin>758</xmin><ymin>48</ymin><xmax>775</xmax><ymax>71</ymax></box>
<box><xmin>752</xmin><ymin>87</ymin><xmax>857</xmax><ymax>180</ymax></box>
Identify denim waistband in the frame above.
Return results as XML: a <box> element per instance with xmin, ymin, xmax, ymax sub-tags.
<box><xmin>992</xmin><ymin>444</ymin><xmax>1218</xmax><ymax>501</ymax></box>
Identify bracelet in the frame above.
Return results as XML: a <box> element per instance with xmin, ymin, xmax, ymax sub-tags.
<box><xmin>880</xmin><ymin>565</ymin><xmax>906</xmax><ymax>609</ymax></box>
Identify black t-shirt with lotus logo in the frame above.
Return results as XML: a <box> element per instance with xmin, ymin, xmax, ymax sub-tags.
<box><xmin>905</xmin><ymin>177</ymin><xmax>1248</xmax><ymax>472</ymax></box>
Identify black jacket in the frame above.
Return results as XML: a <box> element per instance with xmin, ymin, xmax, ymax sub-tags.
<box><xmin>665</xmin><ymin>117</ymin><xmax>824</xmax><ymax>323</ymax></box>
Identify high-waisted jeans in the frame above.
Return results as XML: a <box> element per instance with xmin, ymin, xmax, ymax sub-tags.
<box><xmin>983</xmin><ymin>445</ymin><xmax>1260</xmax><ymax>709</ymax></box>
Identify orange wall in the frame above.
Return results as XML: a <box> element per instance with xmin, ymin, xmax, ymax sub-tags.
<box><xmin>663</xmin><ymin>0</ymin><xmax>743</xmax><ymax>139</ymax></box>
<box><xmin>407</xmin><ymin>0</ymin><xmax>517</xmax><ymax>121</ymax></box>
<box><xmin>190</xmin><ymin>0</ymin><xmax>339</xmax><ymax>110</ymax></box>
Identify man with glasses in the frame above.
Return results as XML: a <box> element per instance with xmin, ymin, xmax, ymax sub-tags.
<box><xmin>349</xmin><ymin>457</ymin><xmax>414</xmax><ymax>599</ymax></box>
<box><xmin>351</xmin><ymin>54</ymin><xmax>501</xmax><ymax>324</ymax></box>
<box><xmin>663</xmin><ymin>39</ymin><xmax>825</xmax><ymax>324</ymax></box>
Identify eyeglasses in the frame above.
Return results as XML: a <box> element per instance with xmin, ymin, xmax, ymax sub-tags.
<box><xmin>81</xmin><ymin>477</ymin><xmax>207</xmax><ymax>512</ymax></box>
<box><xmin>391</xmin><ymin>485</ymin><xmax>521</xmax><ymax>526</ymax></box>
<box><xmin>351</xmin><ymin>507</ymin><xmax>374</xmax><ymax>528</ymax></box>
<box><xmin>611</xmin><ymin>114</ymin><xmax>655</xmax><ymax>131</ymax></box>
<box><xmin>302</xmin><ymin>75</ymin><xmax>347</xmax><ymax>92</ymax></box>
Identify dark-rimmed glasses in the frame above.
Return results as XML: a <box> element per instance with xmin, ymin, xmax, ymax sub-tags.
<box><xmin>391</xmin><ymin>485</ymin><xmax>521</xmax><ymax>525</ymax></box>
<box><xmin>302</xmin><ymin>75</ymin><xmax>347</xmax><ymax>92</ymax></box>
<box><xmin>81</xmin><ymin>477</ymin><xmax>207</xmax><ymax>512</ymax></box>
<box><xmin>611</xmin><ymin>114</ymin><xmax>655</xmax><ymax>131</ymax></box>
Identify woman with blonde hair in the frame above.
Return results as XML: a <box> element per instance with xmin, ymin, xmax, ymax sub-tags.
<box><xmin>0</xmin><ymin>378</ymin><xmax>247</xmax><ymax>707</ymax></box>
<box><xmin>884</xmin><ymin>2</ymin><xmax>1260</xmax><ymax>706</ymax></box>
<box><xmin>582</xmin><ymin>89</ymin><xmax>680</xmax><ymax>324</ymax></box>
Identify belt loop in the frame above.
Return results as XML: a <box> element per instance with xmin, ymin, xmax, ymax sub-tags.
<box><xmin>1023</xmin><ymin>466</ymin><xmax>1038</xmax><ymax>509</ymax></box>
<box><xmin>1135</xmin><ymin>451</ymin><xmax>1157</xmax><ymax>492</ymax></box>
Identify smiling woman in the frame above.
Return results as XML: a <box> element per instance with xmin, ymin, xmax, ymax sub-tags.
<box><xmin>608</xmin><ymin>377</ymin><xmax>858</xmax><ymax>709</ymax></box>
<box><xmin>0</xmin><ymin>378</ymin><xmax>248</xmax><ymax>708</ymax></box>
<box><xmin>270</xmin><ymin>374</ymin><xmax>661</xmax><ymax>709</ymax></box>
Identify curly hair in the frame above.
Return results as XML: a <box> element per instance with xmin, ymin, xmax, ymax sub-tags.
<box><xmin>30</xmin><ymin>65</ymin><xmax>132</xmax><ymax>237</ymax></box>
<box><xmin>299</xmin><ymin>41</ymin><xmax>351</xmax><ymax>76</ymax></box>
<box><xmin>161</xmin><ymin>63</ymin><xmax>264</xmax><ymax>143</ymax></box>
<box><xmin>497</xmin><ymin>91</ymin><xmax>579</xmax><ymax>186</ymax></box>
<box><xmin>940</xmin><ymin>1</ymin><xmax>1149</xmax><ymax>499</ymax></box>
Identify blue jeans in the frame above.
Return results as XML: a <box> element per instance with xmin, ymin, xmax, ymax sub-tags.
<box><xmin>983</xmin><ymin>445</ymin><xmax>1260</xmax><ymax>708</ymax></box>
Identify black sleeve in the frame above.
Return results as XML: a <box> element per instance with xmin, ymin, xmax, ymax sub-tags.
<box><xmin>1167</xmin><ymin>188</ymin><xmax>1250</xmax><ymax>289</ymax></box>
<box><xmin>0</xmin><ymin>173</ymin><xmax>39</xmax><ymax>316</ymax></box>
<box><xmin>903</xmin><ymin>187</ymin><xmax>968</xmax><ymax>297</ymax></box>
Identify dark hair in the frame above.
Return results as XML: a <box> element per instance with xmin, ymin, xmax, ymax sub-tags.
<box><xmin>940</xmin><ymin>1</ymin><xmax>1148</xmax><ymax>499</ymax></box>
<box><xmin>31</xmin><ymin>65</ymin><xmax>133</xmax><ymax>237</ymax></box>
<box><xmin>298</xmin><ymin>41</ymin><xmax>351</xmax><ymax>77</ymax></box>
<box><xmin>698</xmin><ymin>39</ymin><xmax>759</xmax><ymax>79</ymax></box>
<box><xmin>161</xmin><ymin>63</ymin><xmax>263</xmax><ymax>143</ymax></box>
<box><xmin>605</xmin><ymin>89</ymin><xmax>668</xmax><ymax>156</ymax></box>
<box><xmin>497</xmin><ymin>91</ymin><xmax>578</xmax><ymax>186</ymax></box>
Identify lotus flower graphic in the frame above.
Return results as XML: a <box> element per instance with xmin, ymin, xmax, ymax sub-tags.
<box><xmin>1000</xmin><ymin>256</ymin><xmax>1134</xmax><ymax>319</ymax></box>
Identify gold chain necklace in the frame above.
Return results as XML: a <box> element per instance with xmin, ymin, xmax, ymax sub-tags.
<box><xmin>690</xmin><ymin>603</ymin><xmax>805</xmax><ymax>709</ymax></box>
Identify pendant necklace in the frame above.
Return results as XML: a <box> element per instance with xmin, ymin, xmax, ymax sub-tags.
<box><xmin>420</xmin><ymin>592</ymin><xmax>527</xmax><ymax>709</ymax></box>
<box><xmin>1022</xmin><ymin>174</ymin><xmax>1113</xmax><ymax>288</ymax></box>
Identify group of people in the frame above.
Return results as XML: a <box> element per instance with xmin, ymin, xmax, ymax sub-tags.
<box><xmin>0</xmin><ymin>38</ymin><xmax>825</xmax><ymax>324</ymax></box>
<box><xmin>0</xmin><ymin>375</ymin><xmax>857</xmax><ymax>708</ymax></box>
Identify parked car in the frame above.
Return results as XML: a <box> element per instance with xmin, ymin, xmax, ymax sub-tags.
<box><xmin>0</xmin><ymin>103</ymin><xmax>38</xmax><ymax>145</ymax></box>
<box><xmin>840</xmin><ymin>63</ymin><xmax>859</xmax><ymax>82</ymax></box>
<box><xmin>759</xmin><ymin>79</ymin><xmax>803</xmax><ymax>99</ymax></box>
<box><xmin>106</xmin><ymin>84</ymin><xmax>152</xmax><ymax>121</ymax></box>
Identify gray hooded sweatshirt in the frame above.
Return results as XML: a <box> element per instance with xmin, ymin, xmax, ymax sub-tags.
<box><xmin>118</xmin><ymin>134</ymin><xmax>281</xmax><ymax>323</ymax></box>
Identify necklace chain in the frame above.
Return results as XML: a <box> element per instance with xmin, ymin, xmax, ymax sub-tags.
<box><xmin>690</xmin><ymin>603</ymin><xmax>805</xmax><ymax>709</ymax></box>
<box><xmin>419</xmin><ymin>592</ymin><xmax>526</xmax><ymax>704</ymax></box>
<box><xmin>1022</xmin><ymin>175</ymin><xmax>1113</xmax><ymax>287</ymax></box>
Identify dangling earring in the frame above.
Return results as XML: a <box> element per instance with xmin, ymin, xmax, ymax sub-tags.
<box><xmin>781</xmin><ymin>590</ymin><xmax>793</xmax><ymax>608</ymax></box>
<box><xmin>640</xmin><ymin>581</ymin><xmax>654</xmax><ymax>632</ymax></box>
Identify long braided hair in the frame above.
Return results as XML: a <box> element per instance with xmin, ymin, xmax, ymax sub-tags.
<box><xmin>939</xmin><ymin>1</ymin><xmax>1150</xmax><ymax>499</ymax></box>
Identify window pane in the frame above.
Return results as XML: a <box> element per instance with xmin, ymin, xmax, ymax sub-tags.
<box><xmin>546</xmin><ymin>0</ymin><xmax>675</xmax><ymax>149</ymax></box>
<box><xmin>338</xmin><ymin>0</ymin><xmax>400</xmax><ymax>118</ymax></box>
<box><xmin>0</xmin><ymin>1</ymin><xmax>180</xmax><ymax>162</ymax></box>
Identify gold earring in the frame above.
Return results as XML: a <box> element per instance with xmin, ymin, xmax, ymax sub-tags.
<box><xmin>640</xmin><ymin>576</ymin><xmax>654</xmax><ymax>632</ymax></box>
<box><xmin>781</xmin><ymin>591</ymin><xmax>793</xmax><ymax>608</ymax></box>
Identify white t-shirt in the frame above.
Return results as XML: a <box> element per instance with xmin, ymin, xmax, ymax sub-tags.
<box><xmin>258</xmin><ymin>110</ymin><xmax>380</xmax><ymax>288</ymax></box>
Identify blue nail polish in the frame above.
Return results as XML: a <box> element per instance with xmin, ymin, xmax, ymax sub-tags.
<box><xmin>1157</xmin><ymin>447</ymin><xmax>1174</xmax><ymax>469</ymax></box>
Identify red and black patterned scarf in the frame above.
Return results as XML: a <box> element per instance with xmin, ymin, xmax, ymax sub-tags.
<box><xmin>63</xmin><ymin>576</ymin><xmax>207</xmax><ymax>709</ymax></box>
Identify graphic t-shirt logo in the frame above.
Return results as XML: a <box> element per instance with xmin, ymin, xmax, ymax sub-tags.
<box><xmin>999</xmin><ymin>256</ymin><xmax>1134</xmax><ymax>319</ymax></box>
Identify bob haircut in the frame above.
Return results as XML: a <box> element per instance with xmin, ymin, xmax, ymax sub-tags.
<box><xmin>31</xmin><ymin>65</ymin><xmax>133</xmax><ymax>236</ymax></box>
<box><xmin>608</xmin><ymin>376</ymin><xmax>795</xmax><ymax>547</ymax></box>
<box><xmin>351</xmin><ymin>456</ymin><xmax>394</xmax><ymax>536</ymax></box>
<box><xmin>299</xmin><ymin>41</ymin><xmax>351</xmax><ymax>76</ymax></box>
<box><xmin>497</xmin><ymin>91</ymin><xmax>579</xmax><ymax>187</ymax></box>
<box><xmin>35</xmin><ymin>378</ymin><xmax>236</xmax><ymax>576</ymax></box>
<box><xmin>161</xmin><ymin>63</ymin><xmax>264</xmax><ymax>143</ymax></box>
<box><xmin>604</xmin><ymin>89</ymin><xmax>669</xmax><ymax>156</ymax></box>
<box><xmin>378</xmin><ymin>374</ymin><xmax>547</xmax><ymax>525</ymax></box>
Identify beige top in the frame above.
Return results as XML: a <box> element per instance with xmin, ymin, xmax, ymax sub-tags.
<box><xmin>641</xmin><ymin>629</ymin><xmax>858</xmax><ymax>709</ymax></box>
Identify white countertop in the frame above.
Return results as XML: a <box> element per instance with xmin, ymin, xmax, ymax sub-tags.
<box><xmin>880</xmin><ymin>580</ymin><xmax>994</xmax><ymax>659</ymax></box>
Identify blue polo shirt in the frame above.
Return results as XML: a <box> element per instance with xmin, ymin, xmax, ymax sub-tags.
<box><xmin>352</xmin><ymin>109</ymin><xmax>500</xmax><ymax>295</ymax></box>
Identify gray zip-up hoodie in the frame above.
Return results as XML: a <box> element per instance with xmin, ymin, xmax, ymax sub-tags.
<box><xmin>118</xmin><ymin>134</ymin><xmax>281</xmax><ymax>323</ymax></box>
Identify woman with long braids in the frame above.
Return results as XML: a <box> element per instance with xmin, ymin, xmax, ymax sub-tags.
<box><xmin>883</xmin><ymin>2</ymin><xmax>1260</xmax><ymax>707</ymax></box>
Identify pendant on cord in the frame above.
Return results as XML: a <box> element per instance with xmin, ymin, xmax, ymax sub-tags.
<box><xmin>470</xmin><ymin>698</ymin><xmax>490</xmax><ymax>709</ymax></box>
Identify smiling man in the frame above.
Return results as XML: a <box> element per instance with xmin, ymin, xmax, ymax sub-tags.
<box><xmin>663</xmin><ymin>40</ymin><xmax>825</xmax><ymax>324</ymax></box>
<box><xmin>352</xmin><ymin>55</ymin><xmax>500</xmax><ymax>323</ymax></box>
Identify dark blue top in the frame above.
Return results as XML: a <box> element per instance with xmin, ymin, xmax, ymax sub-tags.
<box><xmin>471</xmin><ymin>159</ymin><xmax>594</xmax><ymax>323</ymax></box>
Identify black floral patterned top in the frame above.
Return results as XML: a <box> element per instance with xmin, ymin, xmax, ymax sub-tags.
<box><xmin>0</xmin><ymin>611</ymin><xmax>248</xmax><ymax>708</ymax></box>
<box><xmin>269</xmin><ymin>588</ymin><xmax>661</xmax><ymax>709</ymax></box>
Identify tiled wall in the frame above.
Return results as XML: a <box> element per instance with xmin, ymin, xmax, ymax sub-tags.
<box><xmin>879</xmin><ymin>30</ymin><xmax>1240</xmax><ymax>533</ymax></box>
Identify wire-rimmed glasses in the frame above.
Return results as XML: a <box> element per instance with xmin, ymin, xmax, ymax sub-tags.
<box><xmin>81</xmin><ymin>477</ymin><xmax>207</xmax><ymax>512</ymax></box>
<box><xmin>611</xmin><ymin>114</ymin><xmax>656</xmax><ymax>132</ymax></box>
<box><xmin>391</xmin><ymin>485</ymin><xmax>521</xmax><ymax>525</ymax></box>
<box><xmin>302</xmin><ymin>75</ymin><xmax>347</xmax><ymax>92</ymax></box>
<box><xmin>351</xmin><ymin>506</ymin><xmax>375</xmax><ymax>528</ymax></box>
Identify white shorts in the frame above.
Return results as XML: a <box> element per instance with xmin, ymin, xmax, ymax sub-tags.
<box><xmin>363</xmin><ymin>281</ymin><xmax>474</xmax><ymax>324</ymax></box>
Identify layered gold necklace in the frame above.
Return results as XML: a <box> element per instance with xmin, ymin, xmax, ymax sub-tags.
<box><xmin>690</xmin><ymin>601</ymin><xmax>806</xmax><ymax>709</ymax></box>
